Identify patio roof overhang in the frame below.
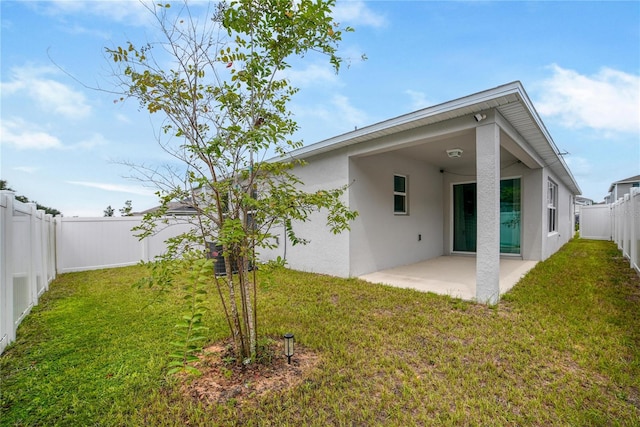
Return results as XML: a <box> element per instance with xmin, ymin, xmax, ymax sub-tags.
<box><xmin>282</xmin><ymin>81</ymin><xmax>581</xmax><ymax>195</ymax></box>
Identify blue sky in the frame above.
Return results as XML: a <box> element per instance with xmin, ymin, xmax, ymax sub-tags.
<box><xmin>1</xmin><ymin>0</ymin><xmax>638</xmax><ymax>216</ymax></box>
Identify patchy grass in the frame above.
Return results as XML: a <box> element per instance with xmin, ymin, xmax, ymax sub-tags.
<box><xmin>1</xmin><ymin>239</ymin><xmax>639</xmax><ymax>425</ymax></box>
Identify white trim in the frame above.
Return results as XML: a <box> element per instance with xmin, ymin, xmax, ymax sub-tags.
<box><xmin>276</xmin><ymin>81</ymin><xmax>580</xmax><ymax>196</ymax></box>
<box><xmin>547</xmin><ymin>179</ymin><xmax>558</xmax><ymax>234</ymax></box>
<box><xmin>393</xmin><ymin>174</ymin><xmax>408</xmax><ymax>215</ymax></box>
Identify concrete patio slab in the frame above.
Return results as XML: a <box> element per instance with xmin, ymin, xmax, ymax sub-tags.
<box><xmin>358</xmin><ymin>256</ymin><xmax>538</xmax><ymax>301</ymax></box>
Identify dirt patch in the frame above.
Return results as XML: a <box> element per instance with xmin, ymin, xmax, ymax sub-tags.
<box><xmin>181</xmin><ymin>338</ymin><xmax>320</xmax><ymax>405</ymax></box>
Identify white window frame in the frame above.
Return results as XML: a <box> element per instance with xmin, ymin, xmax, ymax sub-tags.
<box><xmin>547</xmin><ymin>179</ymin><xmax>558</xmax><ymax>234</ymax></box>
<box><xmin>394</xmin><ymin>174</ymin><xmax>408</xmax><ymax>215</ymax></box>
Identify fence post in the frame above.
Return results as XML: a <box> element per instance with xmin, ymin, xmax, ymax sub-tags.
<box><xmin>0</xmin><ymin>191</ymin><xmax>16</xmax><ymax>352</ymax></box>
<box><xmin>614</xmin><ymin>200</ymin><xmax>622</xmax><ymax>249</ymax></box>
<box><xmin>630</xmin><ymin>188</ymin><xmax>638</xmax><ymax>271</ymax></box>
<box><xmin>142</xmin><ymin>233</ymin><xmax>149</xmax><ymax>263</ymax></box>
<box><xmin>45</xmin><ymin>214</ymin><xmax>56</xmax><ymax>288</ymax></box>
<box><xmin>26</xmin><ymin>203</ymin><xmax>38</xmax><ymax>308</ymax></box>
<box><xmin>55</xmin><ymin>215</ymin><xmax>63</xmax><ymax>274</ymax></box>
<box><xmin>37</xmin><ymin>208</ymin><xmax>47</xmax><ymax>297</ymax></box>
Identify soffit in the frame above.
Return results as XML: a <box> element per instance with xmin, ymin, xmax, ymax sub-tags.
<box><xmin>284</xmin><ymin>81</ymin><xmax>581</xmax><ymax>194</ymax></box>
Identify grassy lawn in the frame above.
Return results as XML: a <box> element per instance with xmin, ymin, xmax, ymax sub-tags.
<box><xmin>1</xmin><ymin>238</ymin><xmax>639</xmax><ymax>426</ymax></box>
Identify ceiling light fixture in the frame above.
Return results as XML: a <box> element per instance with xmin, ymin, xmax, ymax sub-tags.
<box><xmin>446</xmin><ymin>148</ymin><xmax>463</xmax><ymax>158</ymax></box>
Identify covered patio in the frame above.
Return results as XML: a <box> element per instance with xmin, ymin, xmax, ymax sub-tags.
<box><xmin>358</xmin><ymin>256</ymin><xmax>538</xmax><ymax>301</ymax></box>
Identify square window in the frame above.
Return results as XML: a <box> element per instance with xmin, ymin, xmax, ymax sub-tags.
<box><xmin>394</xmin><ymin>175</ymin><xmax>406</xmax><ymax>193</ymax></box>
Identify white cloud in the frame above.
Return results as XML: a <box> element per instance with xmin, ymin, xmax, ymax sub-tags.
<box><xmin>334</xmin><ymin>0</ymin><xmax>387</xmax><ymax>28</ymax></box>
<box><xmin>292</xmin><ymin>94</ymin><xmax>369</xmax><ymax>139</ymax></box>
<box><xmin>73</xmin><ymin>133</ymin><xmax>109</xmax><ymax>150</ymax></box>
<box><xmin>535</xmin><ymin>64</ymin><xmax>640</xmax><ymax>134</ymax></box>
<box><xmin>13</xmin><ymin>166</ymin><xmax>39</xmax><ymax>174</ymax></box>
<box><xmin>565</xmin><ymin>156</ymin><xmax>592</xmax><ymax>177</ymax></box>
<box><xmin>331</xmin><ymin>94</ymin><xmax>368</xmax><ymax>129</ymax></box>
<box><xmin>0</xmin><ymin>118</ymin><xmax>106</xmax><ymax>151</ymax></box>
<box><xmin>42</xmin><ymin>0</ymin><xmax>154</xmax><ymax>27</ymax></box>
<box><xmin>115</xmin><ymin>113</ymin><xmax>132</xmax><ymax>124</ymax></box>
<box><xmin>63</xmin><ymin>23</ymin><xmax>112</xmax><ymax>40</ymax></box>
<box><xmin>283</xmin><ymin>63</ymin><xmax>341</xmax><ymax>88</ymax></box>
<box><xmin>405</xmin><ymin>90</ymin><xmax>432</xmax><ymax>111</ymax></box>
<box><xmin>0</xmin><ymin>118</ymin><xmax>64</xmax><ymax>150</ymax></box>
<box><xmin>1</xmin><ymin>65</ymin><xmax>91</xmax><ymax>119</ymax></box>
<box><xmin>67</xmin><ymin>181</ymin><xmax>156</xmax><ymax>196</ymax></box>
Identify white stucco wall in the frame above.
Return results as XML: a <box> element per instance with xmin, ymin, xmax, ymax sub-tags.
<box><xmin>520</xmin><ymin>167</ymin><xmax>543</xmax><ymax>260</ymax></box>
<box><xmin>348</xmin><ymin>151</ymin><xmax>444</xmax><ymax>276</ymax></box>
<box><xmin>259</xmin><ymin>149</ymin><xmax>352</xmax><ymax>277</ymax></box>
<box><xmin>541</xmin><ymin>168</ymin><xmax>575</xmax><ymax>260</ymax></box>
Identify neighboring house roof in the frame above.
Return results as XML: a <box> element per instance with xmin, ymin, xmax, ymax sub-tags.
<box><xmin>607</xmin><ymin>174</ymin><xmax>640</xmax><ymax>193</ymax></box>
<box><xmin>576</xmin><ymin>196</ymin><xmax>593</xmax><ymax>204</ymax></box>
<box><xmin>134</xmin><ymin>200</ymin><xmax>197</xmax><ymax>216</ymax></box>
<box><xmin>575</xmin><ymin>196</ymin><xmax>594</xmax><ymax>205</ymax></box>
<box><xmin>282</xmin><ymin>81</ymin><xmax>581</xmax><ymax>195</ymax></box>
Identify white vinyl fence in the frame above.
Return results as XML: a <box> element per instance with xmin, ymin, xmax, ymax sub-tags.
<box><xmin>580</xmin><ymin>204</ymin><xmax>612</xmax><ymax>240</ymax></box>
<box><xmin>1</xmin><ymin>191</ymin><xmax>199</xmax><ymax>354</ymax></box>
<box><xmin>56</xmin><ymin>216</ymin><xmax>196</xmax><ymax>273</ymax></box>
<box><xmin>581</xmin><ymin>188</ymin><xmax>640</xmax><ymax>274</ymax></box>
<box><xmin>1</xmin><ymin>191</ymin><xmax>56</xmax><ymax>354</ymax></box>
<box><xmin>612</xmin><ymin>188</ymin><xmax>640</xmax><ymax>274</ymax></box>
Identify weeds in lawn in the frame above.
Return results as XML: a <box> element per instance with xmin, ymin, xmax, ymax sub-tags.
<box><xmin>1</xmin><ymin>239</ymin><xmax>639</xmax><ymax>426</ymax></box>
<box><xmin>167</xmin><ymin>256</ymin><xmax>211</xmax><ymax>376</ymax></box>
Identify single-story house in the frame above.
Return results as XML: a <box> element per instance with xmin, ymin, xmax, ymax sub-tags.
<box><xmin>262</xmin><ymin>81</ymin><xmax>581</xmax><ymax>304</ymax></box>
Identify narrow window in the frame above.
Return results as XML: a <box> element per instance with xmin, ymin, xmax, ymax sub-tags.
<box><xmin>394</xmin><ymin>174</ymin><xmax>408</xmax><ymax>214</ymax></box>
<box><xmin>547</xmin><ymin>179</ymin><xmax>558</xmax><ymax>233</ymax></box>
<box><xmin>246</xmin><ymin>184</ymin><xmax>258</xmax><ymax>231</ymax></box>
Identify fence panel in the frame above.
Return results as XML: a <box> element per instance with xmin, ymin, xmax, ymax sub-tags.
<box><xmin>632</xmin><ymin>190</ymin><xmax>640</xmax><ymax>272</ymax></box>
<box><xmin>56</xmin><ymin>216</ymin><xmax>198</xmax><ymax>273</ymax></box>
<box><xmin>12</xmin><ymin>205</ymin><xmax>32</xmax><ymax>326</ymax></box>
<box><xmin>588</xmin><ymin>188</ymin><xmax>640</xmax><ymax>275</ymax></box>
<box><xmin>2</xmin><ymin>198</ymin><xmax>200</xmax><ymax>354</ymax></box>
<box><xmin>0</xmin><ymin>192</ymin><xmax>57</xmax><ymax>355</ymax></box>
<box><xmin>580</xmin><ymin>204</ymin><xmax>611</xmax><ymax>240</ymax></box>
<box><xmin>143</xmin><ymin>220</ymin><xmax>199</xmax><ymax>261</ymax></box>
<box><xmin>611</xmin><ymin>188</ymin><xmax>640</xmax><ymax>273</ymax></box>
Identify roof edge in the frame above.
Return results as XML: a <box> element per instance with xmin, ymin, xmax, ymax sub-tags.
<box><xmin>277</xmin><ymin>81</ymin><xmax>526</xmax><ymax>162</ymax></box>
<box><xmin>275</xmin><ymin>81</ymin><xmax>581</xmax><ymax>194</ymax></box>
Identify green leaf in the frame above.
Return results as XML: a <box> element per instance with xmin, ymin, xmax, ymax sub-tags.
<box><xmin>167</xmin><ymin>367</ymin><xmax>182</xmax><ymax>375</ymax></box>
<box><xmin>183</xmin><ymin>366</ymin><xmax>201</xmax><ymax>375</ymax></box>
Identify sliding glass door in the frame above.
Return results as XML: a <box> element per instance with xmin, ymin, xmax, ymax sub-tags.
<box><xmin>453</xmin><ymin>183</ymin><xmax>477</xmax><ymax>252</ymax></box>
<box><xmin>499</xmin><ymin>178</ymin><xmax>521</xmax><ymax>254</ymax></box>
<box><xmin>453</xmin><ymin>178</ymin><xmax>521</xmax><ymax>254</ymax></box>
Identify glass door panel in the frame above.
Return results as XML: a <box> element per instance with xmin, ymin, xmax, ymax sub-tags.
<box><xmin>453</xmin><ymin>183</ymin><xmax>477</xmax><ymax>252</ymax></box>
<box><xmin>453</xmin><ymin>178</ymin><xmax>521</xmax><ymax>254</ymax></box>
<box><xmin>500</xmin><ymin>178</ymin><xmax>521</xmax><ymax>254</ymax></box>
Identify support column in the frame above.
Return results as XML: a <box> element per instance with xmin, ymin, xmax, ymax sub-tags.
<box><xmin>476</xmin><ymin>123</ymin><xmax>501</xmax><ymax>304</ymax></box>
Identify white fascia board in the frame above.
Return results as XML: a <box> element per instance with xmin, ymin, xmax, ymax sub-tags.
<box><xmin>276</xmin><ymin>81</ymin><xmax>527</xmax><ymax>162</ymax></box>
<box><xmin>274</xmin><ymin>81</ymin><xmax>581</xmax><ymax>195</ymax></box>
<box><xmin>512</xmin><ymin>83</ymin><xmax>581</xmax><ymax>195</ymax></box>
<box><xmin>494</xmin><ymin>109</ymin><xmax>544</xmax><ymax>169</ymax></box>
